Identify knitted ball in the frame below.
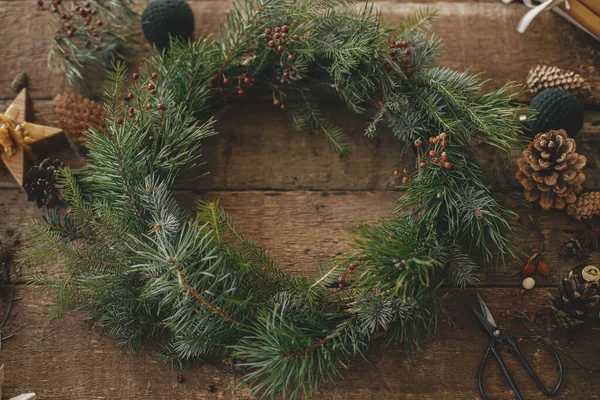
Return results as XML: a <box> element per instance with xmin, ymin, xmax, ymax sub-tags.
<box><xmin>142</xmin><ymin>0</ymin><xmax>195</xmax><ymax>49</ymax></box>
<box><xmin>528</xmin><ymin>88</ymin><xmax>584</xmax><ymax>138</ymax></box>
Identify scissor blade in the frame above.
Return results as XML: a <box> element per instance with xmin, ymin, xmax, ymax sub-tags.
<box><xmin>471</xmin><ymin>306</ymin><xmax>499</xmax><ymax>338</ymax></box>
<box><xmin>477</xmin><ymin>293</ymin><xmax>498</xmax><ymax>328</ymax></box>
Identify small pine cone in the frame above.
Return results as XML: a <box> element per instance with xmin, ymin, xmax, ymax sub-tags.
<box><xmin>567</xmin><ymin>192</ymin><xmax>600</xmax><ymax>220</ymax></box>
<box><xmin>515</xmin><ymin>129</ymin><xmax>586</xmax><ymax>210</ymax></box>
<box><xmin>24</xmin><ymin>158</ymin><xmax>64</xmax><ymax>208</ymax></box>
<box><xmin>550</xmin><ymin>265</ymin><xmax>600</xmax><ymax>329</ymax></box>
<box><xmin>526</xmin><ymin>65</ymin><xmax>587</xmax><ymax>96</ymax></box>
<box><xmin>53</xmin><ymin>92</ymin><xmax>105</xmax><ymax>155</ymax></box>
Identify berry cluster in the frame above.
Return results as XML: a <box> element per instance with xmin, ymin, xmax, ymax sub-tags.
<box><xmin>117</xmin><ymin>72</ymin><xmax>163</xmax><ymax>142</ymax></box>
<box><xmin>264</xmin><ymin>25</ymin><xmax>300</xmax><ymax>55</ymax></box>
<box><xmin>209</xmin><ymin>73</ymin><xmax>257</xmax><ymax>97</ymax></box>
<box><xmin>263</xmin><ymin>26</ymin><xmax>301</xmax><ymax>85</ymax></box>
<box><xmin>385</xmin><ymin>39</ymin><xmax>413</xmax><ymax>76</ymax></box>
<box><xmin>414</xmin><ymin>132</ymin><xmax>451</xmax><ymax>170</ymax></box>
<box><xmin>521</xmin><ymin>250</ymin><xmax>549</xmax><ymax>277</ymax></box>
<box><xmin>38</xmin><ymin>0</ymin><xmax>107</xmax><ymax>56</ymax></box>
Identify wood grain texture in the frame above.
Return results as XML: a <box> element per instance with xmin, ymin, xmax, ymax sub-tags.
<box><xmin>0</xmin><ymin>286</ymin><xmax>598</xmax><ymax>399</ymax></box>
<box><xmin>8</xmin><ymin>187</ymin><xmax>600</xmax><ymax>287</ymax></box>
<box><xmin>1</xmin><ymin>1</ymin><xmax>598</xmax><ymax>102</ymax></box>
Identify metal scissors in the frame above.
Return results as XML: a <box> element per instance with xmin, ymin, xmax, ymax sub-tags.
<box><xmin>472</xmin><ymin>293</ymin><xmax>564</xmax><ymax>400</ymax></box>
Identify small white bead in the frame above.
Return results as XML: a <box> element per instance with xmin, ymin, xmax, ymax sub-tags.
<box><xmin>522</xmin><ymin>277</ymin><xmax>536</xmax><ymax>290</ymax></box>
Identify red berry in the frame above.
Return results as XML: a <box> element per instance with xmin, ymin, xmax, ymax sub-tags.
<box><xmin>290</xmin><ymin>71</ymin><xmax>297</xmax><ymax>77</ymax></box>
<box><xmin>132</xmin><ymin>73</ymin><xmax>139</xmax><ymax>80</ymax></box>
<box><xmin>283</xmin><ymin>71</ymin><xmax>289</xmax><ymax>78</ymax></box>
<box><xmin>222</xmin><ymin>78</ymin><xmax>229</xmax><ymax>84</ymax></box>
<box><xmin>419</xmin><ymin>161</ymin><xmax>426</xmax><ymax>168</ymax></box>
<box><xmin>146</xmin><ymin>103</ymin><xmax>152</xmax><ymax>110</ymax></box>
<box><xmin>147</xmin><ymin>83</ymin><xmax>155</xmax><ymax>90</ymax></box>
<box><xmin>237</xmin><ymin>89</ymin><xmax>245</xmax><ymax>96</ymax></box>
<box><xmin>429</xmin><ymin>150</ymin><xmax>437</xmax><ymax>157</ymax></box>
<box><xmin>443</xmin><ymin>162</ymin><xmax>452</xmax><ymax>170</ymax></box>
<box><xmin>570</xmin><ymin>340</ymin><xmax>575</xmax><ymax>346</ymax></box>
<box><xmin>402</xmin><ymin>57</ymin><xmax>410</xmax><ymax>64</ymax></box>
<box><xmin>95</xmin><ymin>45</ymin><xmax>101</xmax><ymax>51</ymax></box>
<box><xmin>116</xmin><ymin>118</ymin><xmax>123</xmax><ymax>125</ymax></box>
<box><xmin>157</xmin><ymin>103</ymin><xmax>165</xmax><ymax>110</ymax></box>
<box><xmin>537</xmin><ymin>261</ymin><xmax>549</xmax><ymax>276</ymax></box>
<box><xmin>282</xmin><ymin>25</ymin><xmax>289</xmax><ymax>33</ymax></box>
<box><xmin>244</xmin><ymin>77</ymin><xmax>250</xmax><ymax>84</ymax></box>
<box><xmin>273</xmin><ymin>99</ymin><xmax>280</xmax><ymax>105</ymax></box>
<box><xmin>176</xmin><ymin>375</ymin><xmax>184</xmax><ymax>384</ymax></box>
<box><xmin>518</xmin><ymin>338</ymin><xmax>524</xmax><ymax>344</ymax></box>
<box><xmin>268</xmin><ymin>40</ymin><xmax>276</xmax><ymax>48</ymax></box>
<box><xmin>280</xmin><ymin>78</ymin><xmax>285</xmax><ymax>84</ymax></box>
<box><xmin>414</xmin><ymin>139</ymin><xmax>422</xmax><ymax>147</ymax></box>
<box><xmin>277</xmin><ymin>45</ymin><xmax>284</xmax><ymax>53</ymax></box>
<box><xmin>207</xmin><ymin>385</ymin><xmax>215</xmax><ymax>392</ymax></box>
<box><xmin>401</xmin><ymin>176</ymin><xmax>409</xmax><ymax>184</ymax></box>
<box><xmin>126</xmin><ymin>93</ymin><xmax>134</xmax><ymax>100</ymax></box>
<box><xmin>288</xmin><ymin>54</ymin><xmax>295</xmax><ymax>61</ymax></box>
<box><xmin>67</xmin><ymin>30</ymin><xmax>74</xmax><ymax>38</ymax></box>
<box><xmin>390</xmin><ymin>43</ymin><xmax>396</xmax><ymax>49</ymax></box>
<box><xmin>150</xmin><ymin>89</ymin><xmax>157</xmax><ymax>95</ymax></box>
<box><xmin>264</xmin><ymin>28</ymin><xmax>272</xmax><ymax>35</ymax></box>
<box><xmin>338</xmin><ymin>282</ymin><xmax>345</xmax><ymax>290</ymax></box>
<box><xmin>280</xmin><ymin>104</ymin><xmax>286</xmax><ymax>111</ymax></box>
<box><xmin>275</xmin><ymin>27</ymin><xmax>281</xmax><ymax>33</ymax></box>
<box><xmin>293</xmin><ymin>34</ymin><xmax>300</xmax><ymax>41</ymax></box>
<box><xmin>75</xmin><ymin>6</ymin><xmax>81</xmax><ymax>12</ymax></box>
<box><xmin>128</xmin><ymin>107</ymin><xmax>134</xmax><ymax>114</ymax></box>
<box><xmin>406</xmin><ymin>68</ymin><xmax>414</xmax><ymax>75</ymax></box>
<box><xmin>522</xmin><ymin>263</ymin><xmax>536</xmax><ymax>276</ymax></box>
<box><xmin>339</xmin><ymin>276</ymin><xmax>346</xmax><ymax>284</ymax></box>
<box><xmin>151</xmin><ymin>72</ymin><xmax>158</xmax><ymax>79</ymax></box>
<box><xmin>218</xmin><ymin>87</ymin><xmax>224</xmax><ymax>93</ymax></box>
<box><xmin>502</xmin><ymin>312</ymin><xmax>507</xmax><ymax>318</ymax></box>
<box><xmin>281</xmin><ymin>33</ymin><xmax>288</xmax><ymax>39</ymax></box>
<box><xmin>96</xmin><ymin>20</ymin><xmax>103</xmax><ymax>26</ymax></box>
<box><xmin>148</xmin><ymin>136</ymin><xmax>153</xmax><ymax>142</ymax></box>
<box><xmin>274</xmin><ymin>33</ymin><xmax>281</xmax><ymax>39</ymax></box>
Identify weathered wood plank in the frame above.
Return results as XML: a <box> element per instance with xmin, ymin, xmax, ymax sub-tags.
<box><xmin>1</xmin><ymin>2</ymin><xmax>598</xmax><ymax>102</ymax></box>
<box><xmin>0</xmin><ymin>286</ymin><xmax>597</xmax><ymax>399</ymax></box>
<box><xmin>2</xmin><ymin>99</ymin><xmax>600</xmax><ymax>192</ymax></box>
<box><xmin>8</xmin><ymin>187</ymin><xmax>600</xmax><ymax>286</ymax></box>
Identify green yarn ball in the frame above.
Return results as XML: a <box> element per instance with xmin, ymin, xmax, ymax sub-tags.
<box><xmin>528</xmin><ymin>88</ymin><xmax>584</xmax><ymax>138</ymax></box>
<box><xmin>142</xmin><ymin>0</ymin><xmax>195</xmax><ymax>49</ymax></box>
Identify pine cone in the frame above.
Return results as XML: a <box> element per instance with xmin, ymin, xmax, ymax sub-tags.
<box><xmin>550</xmin><ymin>265</ymin><xmax>600</xmax><ymax>329</ymax></box>
<box><xmin>53</xmin><ymin>92</ymin><xmax>105</xmax><ymax>155</ymax></box>
<box><xmin>24</xmin><ymin>158</ymin><xmax>64</xmax><ymax>208</ymax></box>
<box><xmin>526</xmin><ymin>65</ymin><xmax>587</xmax><ymax>95</ymax></box>
<box><xmin>568</xmin><ymin>192</ymin><xmax>600</xmax><ymax>220</ymax></box>
<box><xmin>516</xmin><ymin>129</ymin><xmax>586</xmax><ymax>210</ymax></box>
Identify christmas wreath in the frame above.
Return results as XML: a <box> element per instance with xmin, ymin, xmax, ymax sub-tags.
<box><xmin>21</xmin><ymin>1</ymin><xmax>524</xmax><ymax>398</ymax></box>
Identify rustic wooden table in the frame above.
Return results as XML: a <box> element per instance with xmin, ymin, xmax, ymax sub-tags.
<box><xmin>1</xmin><ymin>1</ymin><xmax>599</xmax><ymax>399</ymax></box>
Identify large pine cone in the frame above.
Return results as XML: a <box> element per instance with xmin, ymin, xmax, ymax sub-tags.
<box><xmin>516</xmin><ymin>129</ymin><xmax>586</xmax><ymax>210</ymax></box>
<box><xmin>24</xmin><ymin>158</ymin><xmax>64</xmax><ymax>208</ymax></box>
<box><xmin>53</xmin><ymin>92</ymin><xmax>105</xmax><ymax>155</ymax></box>
<box><xmin>550</xmin><ymin>265</ymin><xmax>600</xmax><ymax>329</ymax></box>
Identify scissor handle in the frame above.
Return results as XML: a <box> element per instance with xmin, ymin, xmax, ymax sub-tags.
<box><xmin>478</xmin><ymin>340</ymin><xmax>525</xmax><ymax>400</ymax></box>
<box><xmin>508</xmin><ymin>334</ymin><xmax>564</xmax><ymax>396</ymax></box>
